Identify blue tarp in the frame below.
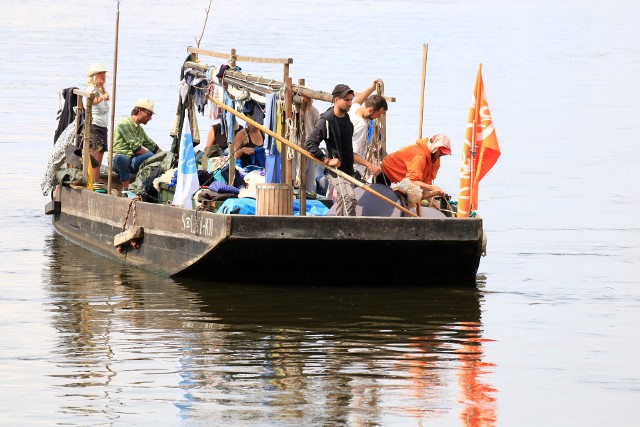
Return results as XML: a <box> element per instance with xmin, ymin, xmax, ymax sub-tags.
<box><xmin>294</xmin><ymin>199</ymin><xmax>330</xmax><ymax>216</ymax></box>
<box><xmin>217</xmin><ymin>198</ymin><xmax>330</xmax><ymax>216</ymax></box>
<box><xmin>217</xmin><ymin>198</ymin><xmax>256</xmax><ymax>215</ymax></box>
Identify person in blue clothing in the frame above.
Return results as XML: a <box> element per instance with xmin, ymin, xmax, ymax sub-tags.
<box><xmin>232</xmin><ymin>101</ymin><xmax>266</xmax><ymax>169</ymax></box>
<box><xmin>304</xmin><ymin>84</ymin><xmax>357</xmax><ymax>216</ymax></box>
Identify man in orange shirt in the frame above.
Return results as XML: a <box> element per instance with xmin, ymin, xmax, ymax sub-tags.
<box><xmin>375</xmin><ymin>134</ymin><xmax>451</xmax><ymax>199</ymax></box>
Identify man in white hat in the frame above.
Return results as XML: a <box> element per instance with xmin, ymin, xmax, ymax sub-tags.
<box><xmin>112</xmin><ymin>99</ymin><xmax>162</xmax><ymax>190</ymax></box>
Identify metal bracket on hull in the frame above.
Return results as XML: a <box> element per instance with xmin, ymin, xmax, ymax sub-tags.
<box><xmin>45</xmin><ymin>200</ymin><xmax>61</xmax><ymax>215</ymax></box>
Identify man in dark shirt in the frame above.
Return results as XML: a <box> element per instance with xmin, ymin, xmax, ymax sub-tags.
<box><xmin>304</xmin><ymin>84</ymin><xmax>358</xmax><ymax>216</ymax></box>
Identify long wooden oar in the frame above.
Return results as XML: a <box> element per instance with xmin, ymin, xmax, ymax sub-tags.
<box><xmin>208</xmin><ymin>95</ymin><xmax>418</xmax><ymax>217</ymax></box>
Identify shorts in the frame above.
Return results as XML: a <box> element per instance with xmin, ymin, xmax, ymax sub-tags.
<box><xmin>87</xmin><ymin>125</ymin><xmax>108</xmax><ymax>152</ymax></box>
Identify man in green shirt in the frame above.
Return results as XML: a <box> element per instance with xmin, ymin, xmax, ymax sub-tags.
<box><xmin>112</xmin><ymin>98</ymin><xmax>162</xmax><ymax>189</ymax></box>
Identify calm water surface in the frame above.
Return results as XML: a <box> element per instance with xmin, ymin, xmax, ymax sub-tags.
<box><xmin>1</xmin><ymin>0</ymin><xmax>639</xmax><ymax>426</ymax></box>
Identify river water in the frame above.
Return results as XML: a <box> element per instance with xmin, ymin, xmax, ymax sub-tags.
<box><xmin>1</xmin><ymin>0</ymin><xmax>639</xmax><ymax>426</ymax></box>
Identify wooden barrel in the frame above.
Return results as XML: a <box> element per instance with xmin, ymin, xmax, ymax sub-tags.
<box><xmin>256</xmin><ymin>183</ymin><xmax>293</xmax><ymax>216</ymax></box>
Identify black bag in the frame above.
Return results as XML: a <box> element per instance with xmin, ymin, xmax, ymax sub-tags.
<box><xmin>139</xmin><ymin>166</ymin><xmax>164</xmax><ymax>202</ymax></box>
<box><xmin>220</xmin><ymin>163</ymin><xmax>244</xmax><ymax>188</ymax></box>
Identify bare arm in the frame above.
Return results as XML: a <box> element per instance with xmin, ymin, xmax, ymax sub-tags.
<box><xmin>353</xmin><ymin>79</ymin><xmax>382</xmax><ymax>105</ymax></box>
<box><xmin>92</xmin><ymin>92</ymin><xmax>110</xmax><ymax>105</ymax></box>
<box><xmin>412</xmin><ymin>180</ymin><xmax>444</xmax><ymax>198</ymax></box>
<box><xmin>353</xmin><ymin>154</ymin><xmax>381</xmax><ymax>176</ymax></box>
<box><xmin>232</xmin><ymin>128</ymin><xmax>254</xmax><ymax>159</ymax></box>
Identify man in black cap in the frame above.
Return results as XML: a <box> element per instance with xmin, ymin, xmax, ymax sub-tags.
<box><xmin>304</xmin><ymin>84</ymin><xmax>358</xmax><ymax>216</ymax></box>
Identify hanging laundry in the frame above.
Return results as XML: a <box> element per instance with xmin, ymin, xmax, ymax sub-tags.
<box><xmin>222</xmin><ymin>90</ymin><xmax>237</xmax><ymax>146</ymax></box>
<box><xmin>264</xmin><ymin>93</ymin><xmax>280</xmax><ymax>183</ymax></box>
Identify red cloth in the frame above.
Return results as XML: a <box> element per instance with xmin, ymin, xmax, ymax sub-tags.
<box><xmin>381</xmin><ymin>138</ymin><xmax>440</xmax><ymax>184</ymax></box>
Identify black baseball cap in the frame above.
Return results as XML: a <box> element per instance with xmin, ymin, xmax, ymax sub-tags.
<box><xmin>331</xmin><ymin>84</ymin><xmax>354</xmax><ymax>98</ymax></box>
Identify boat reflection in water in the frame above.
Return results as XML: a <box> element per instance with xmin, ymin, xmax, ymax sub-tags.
<box><xmin>44</xmin><ymin>233</ymin><xmax>496</xmax><ymax>426</ymax></box>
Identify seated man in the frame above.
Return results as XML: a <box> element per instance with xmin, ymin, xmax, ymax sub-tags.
<box><xmin>375</xmin><ymin>134</ymin><xmax>451</xmax><ymax>199</ymax></box>
<box><xmin>112</xmin><ymin>98</ymin><xmax>161</xmax><ymax>190</ymax></box>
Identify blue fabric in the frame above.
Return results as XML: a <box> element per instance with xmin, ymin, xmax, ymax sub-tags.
<box><xmin>213</xmin><ymin>168</ymin><xmax>224</xmax><ymax>184</ymax></box>
<box><xmin>223</xmin><ymin>91</ymin><xmax>236</xmax><ymax>145</ymax></box>
<box><xmin>265</xmin><ymin>149</ymin><xmax>280</xmax><ymax>183</ymax></box>
<box><xmin>221</xmin><ymin>164</ymin><xmax>245</xmax><ymax>188</ymax></box>
<box><xmin>113</xmin><ymin>154</ymin><xmax>133</xmax><ymax>182</ymax></box>
<box><xmin>263</xmin><ymin>93</ymin><xmax>281</xmax><ymax>184</ymax></box>
<box><xmin>263</xmin><ymin>93</ymin><xmax>277</xmax><ymax>151</ymax></box>
<box><xmin>131</xmin><ymin>151</ymin><xmax>154</xmax><ymax>172</ymax></box>
<box><xmin>242</xmin><ymin>99</ymin><xmax>264</xmax><ymax>124</ymax></box>
<box><xmin>218</xmin><ymin>198</ymin><xmax>256</xmax><ymax>215</ymax></box>
<box><xmin>217</xmin><ymin>197</ymin><xmax>328</xmax><ymax>216</ymax></box>
<box><xmin>169</xmin><ymin>169</ymin><xmax>178</xmax><ymax>187</ymax></box>
<box><xmin>208</xmin><ymin>181</ymin><xmax>240</xmax><ymax>194</ymax></box>
<box><xmin>251</xmin><ymin>146</ymin><xmax>266</xmax><ymax>168</ymax></box>
<box><xmin>293</xmin><ymin>199</ymin><xmax>330</xmax><ymax>216</ymax></box>
<box><xmin>113</xmin><ymin>151</ymin><xmax>154</xmax><ymax>182</ymax></box>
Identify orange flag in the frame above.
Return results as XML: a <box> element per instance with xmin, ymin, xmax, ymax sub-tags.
<box><xmin>458</xmin><ymin>64</ymin><xmax>500</xmax><ymax>217</ymax></box>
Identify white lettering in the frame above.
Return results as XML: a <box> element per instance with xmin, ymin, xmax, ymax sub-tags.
<box><xmin>181</xmin><ymin>213</ymin><xmax>217</xmax><ymax>237</ymax></box>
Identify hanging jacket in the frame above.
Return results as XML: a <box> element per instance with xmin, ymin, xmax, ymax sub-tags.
<box><xmin>54</xmin><ymin>87</ymin><xmax>78</xmax><ymax>144</ymax></box>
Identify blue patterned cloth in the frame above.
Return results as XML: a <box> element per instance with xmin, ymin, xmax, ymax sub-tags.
<box><xmin>208</xmin><ymin>181</ymin><xmax>240</xmax><ymax>194</ymax></box>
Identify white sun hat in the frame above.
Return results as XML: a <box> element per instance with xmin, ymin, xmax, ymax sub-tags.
<box><xmin>134</xmin><ymin>98</ymin><xmax>155</xmax><ymax>114</ymax></box>
<box><xmin>87</xmin><ymin>63</ymin><xmax>107</xmax><ymax>77</ymax></box>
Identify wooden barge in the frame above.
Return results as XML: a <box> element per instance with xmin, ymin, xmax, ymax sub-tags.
<box><xmin>46</xmin><ymin>46</ymin><xmax>485</xmax><ymax>286</ymax></box>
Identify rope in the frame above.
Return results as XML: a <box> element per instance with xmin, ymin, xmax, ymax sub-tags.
<box><xmin>120</xmin><ymin>198</ymin><xmax>138</xmax><ymax>232</ymax></box>
<box><xmin>363</xmin><ymin>81</ymin><xmax>385</xmax><ymax>181</ymax></box>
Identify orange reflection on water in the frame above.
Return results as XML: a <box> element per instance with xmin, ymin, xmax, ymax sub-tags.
<box><xmin>456</xmin><ymin>322</ymin><xmax>497</xmax><ymax>427</ymax></box>
<box><xmin>395</xmin><ymin>322</ymin><xmax>497</xmax><ymax>425</ymax></box>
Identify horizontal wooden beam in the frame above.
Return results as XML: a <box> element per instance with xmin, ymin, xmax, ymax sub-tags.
<box><xmin>183</xmin><ymin>62</ymin><xmax>395</xmax><ymax>103</ymax></box>
<box><xmin>72</xmin><ymin>88</ymin><xmax>95</xmax><ymax>98</ymax></box>
<box><xmin>188</xmin><ymin>46</ymin><xmax>293</xmax><ymax>65</ymax></box>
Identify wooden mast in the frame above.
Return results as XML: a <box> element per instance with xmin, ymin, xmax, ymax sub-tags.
<box><xmin>107</xmin><ymin>0</ymin><xmax>120</xmax><ymax>195</ymax></box>
<box><xmin>418</xmin><ymin>43</ymin><xmax>428</xmax><ymax>139</ymax></box>
<box><xmin>298</xmin><ymin>78</ymin><xmax>307</xmax><ymax>216</ymax></box>
<box><xmin>227</xmin><ymin>48</ymin><xmax>237</xmax><ymax>188</ymax></box>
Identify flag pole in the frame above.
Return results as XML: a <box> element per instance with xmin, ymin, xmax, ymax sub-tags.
<box><xmin>107</xmin><ymin>0</ymin><xmax>120</xmax><ymax>195</ymax></box>
<box><xmin>470</xmin><ymin>118</ymin><xmax>476</xmax><ymax>211</ymax></box>
<box><xmin>469</xmin><ymin>63</ymin><xmax>483</xmax><ymax>211</ymax></box>
<box><xmin>418</xmin><ymin>43</ymin><xmax>428</xmax><ymax>139</ymax></box>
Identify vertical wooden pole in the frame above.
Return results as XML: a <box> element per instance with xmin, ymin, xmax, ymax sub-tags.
<box><xmin>229</xmin><ymin>48</ymin><xmax>237</xmax><ymax>69</ymax></box>
<box><xmin>374</xmin><ymin>80</ymin><xmax>386</xmax><ymax>168</ymax></box>
<box><xmin>470</xmin><ymin>119</ymin><xmax>476</xmax><ymax>212</ymax></box>
<box><xmin>469</xmin><ymin>64</ymin><xmax>482</xmax><ymax>212</ymax></box>
<box><xmin>107</xmin><ymin>0</ymin><xmax>120</xmax><ymax>195</ymax></box>
<box><xmin>82</xmin><ymin>93</ymin><xmax>95</xmax><ymax>190</ymax></box>
<box><xmin>227</xmin><ymin>48</ymin><xmax>237</xmax><ymax>188</ymax></box>
<box><xmin>280</xmin><ymin>63</ymin><xmax>290</xmax><ymax>184</ymax></box>
<box><xmin>418</xmin><ymin>43</ymin><xmax>428</xmax><ymax>139</ymax></box>
<box><xmin>298</xmin><ymin>78</ymin><xmax>307</xmax><ymax>216</ymax></box>
<box><xmin>74</xmin><ymin>94</ymin><xmax>83</xmax><ymax>147</ymax></box>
